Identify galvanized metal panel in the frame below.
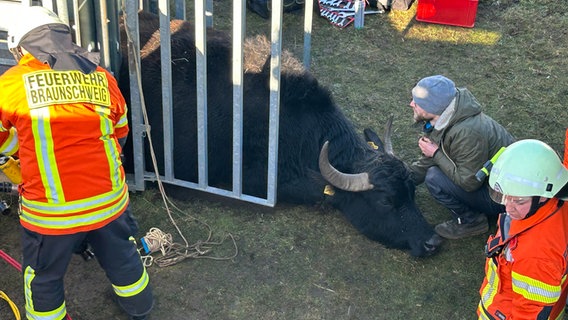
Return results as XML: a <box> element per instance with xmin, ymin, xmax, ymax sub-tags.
<box><xmin>231</xmin><ymin>0</ymin><xmax>246</xmax><ymax>198</ymax></box>
<box><xmin>266</xmin><ymin>0</ymin><xmax>284</xmax><ymax>206</ymax></box>
<box><xmin>158</xmin><ymin>0</ymin><xmax>174</xmax><ymax>180</ymax></box>
<box><xmin>194</xmin><ymin>0</ymin><xmax>209</xmax><ymax>189</ymax></box>
<box><xmin>124</xmin><ymin>0</ymin><xmax>146</xmax><ymax>192</ymax></box>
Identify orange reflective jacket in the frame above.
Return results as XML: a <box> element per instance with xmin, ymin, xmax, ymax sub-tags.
<box><xmin>0</xmin><ymin>54</ymin><xmax>129</xmax><ymax>235</ymax></box>
<box><xmin>478</xmin><ymin>198</ymin><xmax>568</xmax><ymax>320</ymax></box>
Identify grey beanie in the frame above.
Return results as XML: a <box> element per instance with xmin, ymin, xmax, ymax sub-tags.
<box><xmin>411</xmin><ymin>75</ymin><xmax>457</xmax><ymax>115</ymax></box>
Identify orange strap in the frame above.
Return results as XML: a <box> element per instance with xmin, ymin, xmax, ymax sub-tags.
<box><xmin>564</xmin><ymin>128</ymin><xmax>568</xmax><ymax>167</ymax></box>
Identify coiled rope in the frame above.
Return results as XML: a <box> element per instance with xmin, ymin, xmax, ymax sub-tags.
<box><xmin>123</xmin><ymin>7</ymin><xmax>238</xmax><ymax>267</ymax></box>
<box><xmin>140</xmin><ymin>227</ymin><xmax>238</xmax><ymax>268</ymax></box>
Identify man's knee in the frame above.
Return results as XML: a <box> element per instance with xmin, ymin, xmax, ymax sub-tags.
<box><xmin>425</xmin><ymin>166</ymin><xmax>445</xmax><ymax>193</ymax></box>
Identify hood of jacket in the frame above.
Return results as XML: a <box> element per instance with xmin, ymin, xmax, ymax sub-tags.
<box><xmin>435</xmin><ymin>88</ymin><xmax>481</xmax><ymax>130</ymax></box>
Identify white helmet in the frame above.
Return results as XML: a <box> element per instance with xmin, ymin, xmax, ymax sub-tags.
<box><xmin>6</xmin><ymin>6</ymin><xmax>68</xmax><ymax>51</ymax></box>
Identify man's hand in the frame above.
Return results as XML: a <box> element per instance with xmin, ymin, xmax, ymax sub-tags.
<box><xmin>418</xmin><ymin>136</ymin><xmax>439</xmax><ymax>158</ymax></box>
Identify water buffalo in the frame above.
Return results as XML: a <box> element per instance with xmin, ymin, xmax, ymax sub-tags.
<box><xmin>119</xmin><ymin>11</ymin><xmax>442</xmax><ymax>257</ymax></box>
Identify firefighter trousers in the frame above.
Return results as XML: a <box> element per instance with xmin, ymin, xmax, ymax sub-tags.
<box><xmin>21</xmin><ymin>205</ymin><xmax>153</xmax><ymax>319</ymax></box>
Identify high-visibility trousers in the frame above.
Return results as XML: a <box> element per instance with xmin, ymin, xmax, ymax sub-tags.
<box><xmin>21</xmin><ymin>205</ymin><xmax>153</xmax><ymax>320</ymax></box>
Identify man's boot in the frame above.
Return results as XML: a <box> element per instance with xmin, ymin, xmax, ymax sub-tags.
<box><xmin>435</xmin><ymin>212</ymin><xmax>488</xmax><ymax>239</ymax></box>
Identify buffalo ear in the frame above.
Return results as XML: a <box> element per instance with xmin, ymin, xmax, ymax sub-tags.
<box><xmin>365</xmin><ymin>114</ymin><xmax>395</xmax><ymax>156</ymax></box>
<box><xmin>364</xmin><ymin>128</ymin><xmax>386</xmax><ymax>153</ymax></box>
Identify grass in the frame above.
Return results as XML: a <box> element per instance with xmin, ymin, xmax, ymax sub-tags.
<box><xmin>0</xmin><ymin>0</ymin><xmax>567</xmax><ymax>319</ymax></box>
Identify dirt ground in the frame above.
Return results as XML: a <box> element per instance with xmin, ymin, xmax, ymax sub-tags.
<box><xmin>0</xmin><ymin>189</ymin><xmax>488</xmax><ymax>320</ymax></box>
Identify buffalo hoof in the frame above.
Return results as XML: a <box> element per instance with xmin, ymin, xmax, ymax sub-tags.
<box><xmin>423</xmin><ymin>234</ymin><xmax>444</xmax><ymax>256</ymax></box>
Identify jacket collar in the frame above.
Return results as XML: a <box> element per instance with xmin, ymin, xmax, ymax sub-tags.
<box><xmin>508</xmin><ymin>198</ymin><xmax>561</xmax><ymax>236</ymax></box>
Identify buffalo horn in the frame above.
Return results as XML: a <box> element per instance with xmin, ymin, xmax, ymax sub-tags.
<box><xmin>318</xmin><ymin>141</ymin><xmax>374</xmax><ymax>192</ymax></box>
<box><xmin>384</xmin><ymin>114</ymin><xmax>394</xmax><ymax>156</ymax></box>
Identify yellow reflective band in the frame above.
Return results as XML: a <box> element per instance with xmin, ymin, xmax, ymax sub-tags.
<box><xmin>477</xmin><ymin>301</ymin><xmax>492</xmax><ymax>320</ymax></box>
<box><xmin>116</xmin><ymin>106</ymin><xmax>128</xmax><ymax>128</ymax></box>
<box><xmin>22</xmin><ymin>183</ymin><xmax>127</xmax><ymax>214</ymax></box>
<box><xmin>23</xmin><ymin>70</ymin><xmax>110</xmax><ymax>109</ymax></box>
<box><xmin>20</xmin><ymin>186</ymin><xmax>128</xmax><ymax>230</ymax></box>
<box><xmin>23</xmin><ymin>266</ymin><xmax>68</xmax><ymax>320</ymax></box>
<box><xmin>0</xmin><ymin>127</ymin><xmax>19</xmax><ymax>156</ymax></box>
<box><xmin>26</xmin><ymin>302</ymin><xmax>66</xmax><ymax>320</ymax></box>
<box><xmin>113</xmin><ymin>267</ymin><xmax>150</xmax><ymax>297</ymax></box>
<box><xmin>24</xmin><ymin>266</ymin><xmax>36</xmax><ymax>312</ymax></box>
<box><xmin>480</xmin><ymin>261</ymin><xmax>499</xmax><ymax>307</ymax></box>
<box><xmin>99</xmin><ymin>114</ymin><xmax>122</xmax><ymax>189</ymax></box>
<box><xmin>512</xmin><ymin>271</ymin><xmax>561</xmax><ymax>304</ymax></box>
<box><xmin>30</xmin><ymin>108</ymin><xmax>65</xmax><ymax>203</ymax></box>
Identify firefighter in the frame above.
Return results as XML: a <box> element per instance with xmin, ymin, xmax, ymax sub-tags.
<box><xmin>0</xmin><ymin>6</ymin><xmax>153</xmax><ymax>320</ymax></box>
<box><xmin>478</xmin><ymin>139</ymin><xmax>568</xmax><ymax>319</ymax></box>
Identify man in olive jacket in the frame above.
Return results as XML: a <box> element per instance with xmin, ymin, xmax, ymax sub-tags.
<box><xmin>409</xmin><ymin>75</ymin><xmax>515</xmax><ymax>239</ymax></box>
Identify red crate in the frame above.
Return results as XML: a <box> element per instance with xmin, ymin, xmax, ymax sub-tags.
<box><xmin>416</xmin><ymin>0</ymin><xmax>479</xmax><ymax>28</ymax></box>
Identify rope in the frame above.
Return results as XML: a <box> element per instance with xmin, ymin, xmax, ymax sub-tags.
<box><xmin>140</xmin><ymin>227</ymin><xmax>238</xmax><ymax>267</ymax></box>
<box><xmin>0</xmin><ymin>291</ymin><xmax>20</xmax><ymax>320</ymax></box>
<box><xmin>141</xmin><ymin>227</ymin><xmax>174</xmax><ymax>256</ymax></box>
<box><xmin>122</xmin><ymin>7</ymin><xmax>238</xmax><ymax>267</ymax></box>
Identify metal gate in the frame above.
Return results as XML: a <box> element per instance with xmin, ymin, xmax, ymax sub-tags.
<box><xmin>0</xmin><ymin>0</ymin><xmax>316</xmax><ymax>207</ymax></box>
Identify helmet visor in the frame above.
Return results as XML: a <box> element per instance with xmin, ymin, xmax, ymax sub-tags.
<box><xmin>489</xmin><ymin>187</ymin><xmax>505</xmax><ymax>205</ymax></box>
<box><xmin>489</xmin><ymin>187</ymin><xmax>532</xmax><ymax>206</ymax></box>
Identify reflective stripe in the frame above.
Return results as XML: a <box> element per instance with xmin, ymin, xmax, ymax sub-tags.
<box><xmin>30</xmin><ymin>107</ymin><xmax>65</xmax><ymax>203</ymax></box>
<box><xmin>26</xmin><ymin>303</ymin><xmax>66</xmax><ymax>320</ymax></box>
<box><xmin>20</xmin><ymin>185</ymin><xmax>128</xmax><ymax>230</ymax></box>
<box><xmin>512</xmin><ymin>271</ymin><xmax>561</xmax><ymax>304</ymax></box>
<box><xmin>98</xmin><ymin>112</ymin><xmax>122</xmax><ymax>189</ymax></box>
<box><xmin>116</xmin><ymin>105</ymin><xmax>128</xmax><ymax>128</ymax></box>
<box><xmin>497</xmin><ymin>171</ymin><xmax>546</xmax><ymax>193</ymax></box>
<box><xmin>480</xmin><ymin>260</ymin><xmax>499</xmax><ymax>307</ymax></box>
<box><xmin>0</xmin><ymin>127</ymin><xmax>19</xmax><ymax>156</ymax></box>
<box><xmin>24</xmin><ymin>266</ymin><xmax>67</xmax><ymax>320</ymax></box>
<box><xmin>477</xmin><ymin>301</ymin><xmax>494</xmax><ymax>320</ymax></box>
<box><xmin>22</xmin><ymin>182</ymin><xmax>127</xmax><ymax>214</ymax></box>
<box><xmin>24</xmin><ymin>266</ymin><xmax>35</xmax><ymax>312</ymax></box>
<box><xmin>113</xmin><ymin>267</ymin><xmax>150</xmax><ymax>297</ymax></box>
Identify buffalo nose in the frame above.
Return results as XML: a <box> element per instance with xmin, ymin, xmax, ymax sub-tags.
<box><xmin>423</xmin><ymin>234</ymin><xmax>444</xmax><ymax>254</ymax></box>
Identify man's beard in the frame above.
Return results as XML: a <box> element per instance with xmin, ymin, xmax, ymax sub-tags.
<box><xmin>413</xmin><ymin>112</ymin><xmax>431</xmax><ymax>123</ymax></box>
